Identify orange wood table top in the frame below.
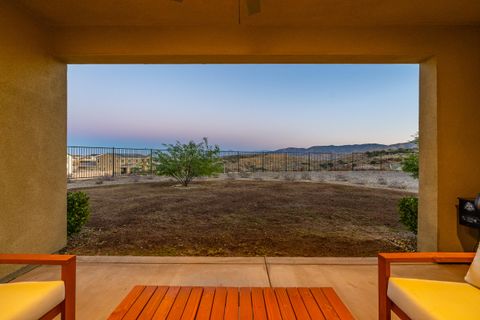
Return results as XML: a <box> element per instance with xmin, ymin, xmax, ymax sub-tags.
<box><xmin>108</xmin><ymin>286</ymin><xmax>355</xmax><ymax>319</ymax></box>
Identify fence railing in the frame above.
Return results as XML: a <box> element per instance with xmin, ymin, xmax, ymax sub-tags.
<box><xmin>67</xmin><ymin>146</ymin><xmax>416</xmax><ymax>180</ymax></box>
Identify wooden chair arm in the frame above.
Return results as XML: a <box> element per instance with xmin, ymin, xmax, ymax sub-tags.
<box><xmin>0</xmin><ymin>254</ymin><xmax>76</xmax><ymax>265</ymax></box>
<box><xmin>378</xmin><ymin>252</ymin><xmax>475</xmax><ymax>320</ymax></box>
<box><xmin>378</xmin><ymin>252</ymin><xmax>475</xmax><ymax>264</ymax></box>
<box><xmin>0</xmin><ymin>254</ymin><xmax>76</xmax><ymax>320</ymax></box>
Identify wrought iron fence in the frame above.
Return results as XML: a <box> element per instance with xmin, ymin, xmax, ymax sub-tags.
<box><xmin>67</xmin><ymin>146</ymin><xmax>416</xmax><ymax>180</ymax></box>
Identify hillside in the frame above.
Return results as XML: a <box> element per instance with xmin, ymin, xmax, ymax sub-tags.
<box><xmin>275</xmin><ymin>142</ymin><xmax>416</xmax><ymax>154</ymax></box>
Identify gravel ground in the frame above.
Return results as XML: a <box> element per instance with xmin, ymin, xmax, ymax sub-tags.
<box><xmin>68</xmin><ymin>170</ymin><xmax>418</xmax><ymax>193</ymax></box>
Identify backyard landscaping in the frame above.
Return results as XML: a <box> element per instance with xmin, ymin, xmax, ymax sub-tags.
<box><xmin>66</xmin><ymin>180</ymin><xmax>416</xmax><ymax>256</ymax></box>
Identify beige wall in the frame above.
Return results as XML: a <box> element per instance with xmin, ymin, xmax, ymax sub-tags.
<box><xmin>0</xmin><ymin>3</ymin><xmax>67</xmax><ymax>278</ymax></box>
<box><xmin>435</xmin><ymin>41</ymin><xmax>480</xmax><ymax>251</ymax></box>
<box><xmin>1</xmin><ymin>2</ymin><xmax>479</xmax><ymax>280</ymax></box>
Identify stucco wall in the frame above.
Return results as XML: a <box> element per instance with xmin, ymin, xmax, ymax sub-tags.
<box><xmin>0</xmin><ymin>3</ymin><xmax>66</xmax><ymax>278</ymax></box>
<box><xmin>435</xmin><ymin>41</ymin><xmax>480</xmax><ymax>251</ymax></box>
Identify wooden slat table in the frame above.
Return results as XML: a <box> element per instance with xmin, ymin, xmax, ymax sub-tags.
<box><xmin>108</xmin><ymin>286</ymin><xmax>355</xmax><ymax>319</ymax></box>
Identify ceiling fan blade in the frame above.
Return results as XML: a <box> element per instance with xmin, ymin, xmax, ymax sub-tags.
<box><xmin>246</xmin><ymin>0</ymin><xmax>261</xmax><ymax>15</ymax></box>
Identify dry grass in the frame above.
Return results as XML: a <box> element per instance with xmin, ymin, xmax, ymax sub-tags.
<box><xmin>66</xmin><ymin>180</ymin><xmax>416</xmax><ymax>257</ymax></box>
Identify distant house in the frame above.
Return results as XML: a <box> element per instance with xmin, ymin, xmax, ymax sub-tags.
<box><xmin>96</xmin><ymin>153</ymin><xmax>149</xmax><ymax>174</ymax></box>
<box><xmin>77</xmin><ymin>155</ymin><xmax>98</xmax><ymax>170</ymax></box>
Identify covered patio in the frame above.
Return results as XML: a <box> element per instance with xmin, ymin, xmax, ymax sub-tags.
<box><xmin>11</xmin><ymin>256</ymin><xmax>469</xmax><ymax>319</ymax></box>
<box><xmin>1</xmin><ymin>0</ymin><xmax>480</xmax><ymax>319</ymax></box>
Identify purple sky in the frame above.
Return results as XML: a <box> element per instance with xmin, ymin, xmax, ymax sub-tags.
<box><xmin>68</xmin><ymin>64</ymin><xmax>419</xmax><ymax>151</ymax></box>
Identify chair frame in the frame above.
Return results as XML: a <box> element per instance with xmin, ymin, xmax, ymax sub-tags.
<box><xmin>378</xmin><ymin>252</ymin><xmax>475</xmax><ymax>320</ymax></box>
<box><xmin>0</xmin><ymin>254</ymin><xmax>76</xmax><ymax>320</ymax></box>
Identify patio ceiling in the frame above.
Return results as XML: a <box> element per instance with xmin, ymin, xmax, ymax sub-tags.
<box><xmin>15</xmin><ymin>0</ymin><xmax>480</xmax><ymax>27</ymax></box>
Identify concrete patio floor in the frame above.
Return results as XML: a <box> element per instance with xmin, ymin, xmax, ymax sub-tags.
<box><xmin>13</xmin><ymin>256</ymin><xmax>469</xmax><ymax>320</ymax></box>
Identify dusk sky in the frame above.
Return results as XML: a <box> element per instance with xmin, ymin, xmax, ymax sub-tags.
<box><xmin>68</xmin><ymin>64</ymin><xmax>419</xmax><ymax>151</ymax></box>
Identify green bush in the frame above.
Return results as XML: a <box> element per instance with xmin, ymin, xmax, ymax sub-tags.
<box><xmin>154</xmin><ymin>138</ymin><xmax>223</xmax><ymax>187</ymax></box>
<box><xmin>401</xmin><ymin>153</ymin><xmax>419</xmax><ymax>179</ymax></box>
<box><xmin>401</xmin><ymin>132</ymin><xmax>419</xmax><ymax>179</ymax></box>
<box><xmin>67</xmin><ymin>191</ymin><xmax>90</xmax><ymax>236</ymax></box>
<box><xmin>398</xmin><ymin>196</ymin><xmax>418</xmax><ymax>234</ymax></box>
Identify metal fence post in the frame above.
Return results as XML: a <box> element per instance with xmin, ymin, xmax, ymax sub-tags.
<box><xmin>112</xmin><ymin>147</ymin><xmax>115</xmax><ymax>177</ymax></box>
<box><xmin>237</xmin><ymin>152</ymin><xmax>240</xmax><ymax>172</ymax></box>
<box><xmin>308</xmin><ymin>153</ymin><xmax>311</xmax><ymax>171</ymax></box>
<box><xmin>150</xmin><ymin>149</ymin><xmax>153</xmax><ymax>175</ymax></box>
<box><xmin>252</xmin><ymin>153</ymin><xmax>256</xmax><ymax>172</ymax></box>
<box><xmin>351</xmin><ymin>153</ymin><xmax>354</xmax><ymax>171</ymax></box>
<box><xmin>262</xmin><ymin>152</ymin><xmax>265</xmax><ymax>172</ymax></box>
<box><xmin>284</xmin><ymin>153</ymin><xmax>288</xmax><ymax>171</ymax></box>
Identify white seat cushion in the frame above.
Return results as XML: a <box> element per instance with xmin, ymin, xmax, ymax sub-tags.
<box><xmin>388</xmin><ymin>277</ymin><xmax>480</xmax><ymax>320</ymax></box>
<box><xmin>0</xmin><ymin>281</ymin><xmax>65</xmax><ymax>320</ymax></box>
<box><xmin>465</xmin><ymin>244</ymin><xmax>480</xmax><ymax>288</ymax></box>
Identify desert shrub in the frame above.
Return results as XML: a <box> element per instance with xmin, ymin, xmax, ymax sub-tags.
<box><xmin>131</xmin><ymin>160</ymin><xmax>152</xmax><ymax>176</ymax></box>
<box><xmin>283</xmin><ymin>173</ymin><xmax>296</xmax><ymax>181</ymax></box>
<box><xmin>67</xmin><ymin>191</ymin><xmax>90</xmax><ymax>236</ymax></box>
<box><xmin>130</xmin><ymin>166</ymin><xmax>143</xmax><ymax>175</ymax></box>
<box><xmin>401</xmin><ymin>133</ymin><xmax>419</xmax><ymax>179</ymax></box>
<box><xmin>154</xmin><ymin>138</ymin><xmax>223</xmax><ymax>187</ymax></box>
<box><xmin>335</xmin><ymin>174</ymin><xmax>348</xmax><ymax>182</ymax></box>
<box><xmin>398</xmin><ymin>196</ymin><xmax>418</xmax><ymax>234</ymax></box>
<box><xmin>377</xmin><ymin>177</ymin><xmax>387</xmax><ymax>185</ymax></box>
<box><xmin>401</xmin><ymin>153</ymin><xmax>419</xmax><ymax>179</ymax></box>
<box><xmin>367</xmin><ymin>150</ymin><xmax>390</xmax><ymax>157</ymax></box>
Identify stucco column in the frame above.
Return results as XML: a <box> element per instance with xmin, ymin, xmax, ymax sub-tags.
<box><xmin>417</xmin><ymin>57</ymin><xmax>438</xmax><ymax>251</ymax></box>
<box><xmin>0</xmin><ymin>2</ymin><xmax>67</xmax><ymax>278</ymax></box>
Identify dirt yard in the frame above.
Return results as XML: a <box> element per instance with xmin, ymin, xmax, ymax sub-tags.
<box><xmin>66</xmin><ymin>180</ymin><xmax>416</xmax><ymax>257</ymax></box>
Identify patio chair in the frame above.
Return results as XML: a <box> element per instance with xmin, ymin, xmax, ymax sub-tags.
<box><xmin>0</xmin><ymin>254</ymin><xmax>76</xmax><ymax>320</ymax></box>
<box><xmin>378</xmin><ymin>251</ymin><xmax>479</xmax><ymax>320</ymax></box>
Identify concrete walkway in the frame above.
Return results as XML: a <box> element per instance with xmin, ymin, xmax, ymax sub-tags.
<box><xmin>14</xmin><ymin>256</ymin><xmax>468</xmax><ymax>320</ymax></box>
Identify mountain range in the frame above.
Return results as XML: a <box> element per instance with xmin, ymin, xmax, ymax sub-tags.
<box><xmin>275</xmin><ymin>142</ymin><xmax>417</xmax><ymax>154</ymax></box>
